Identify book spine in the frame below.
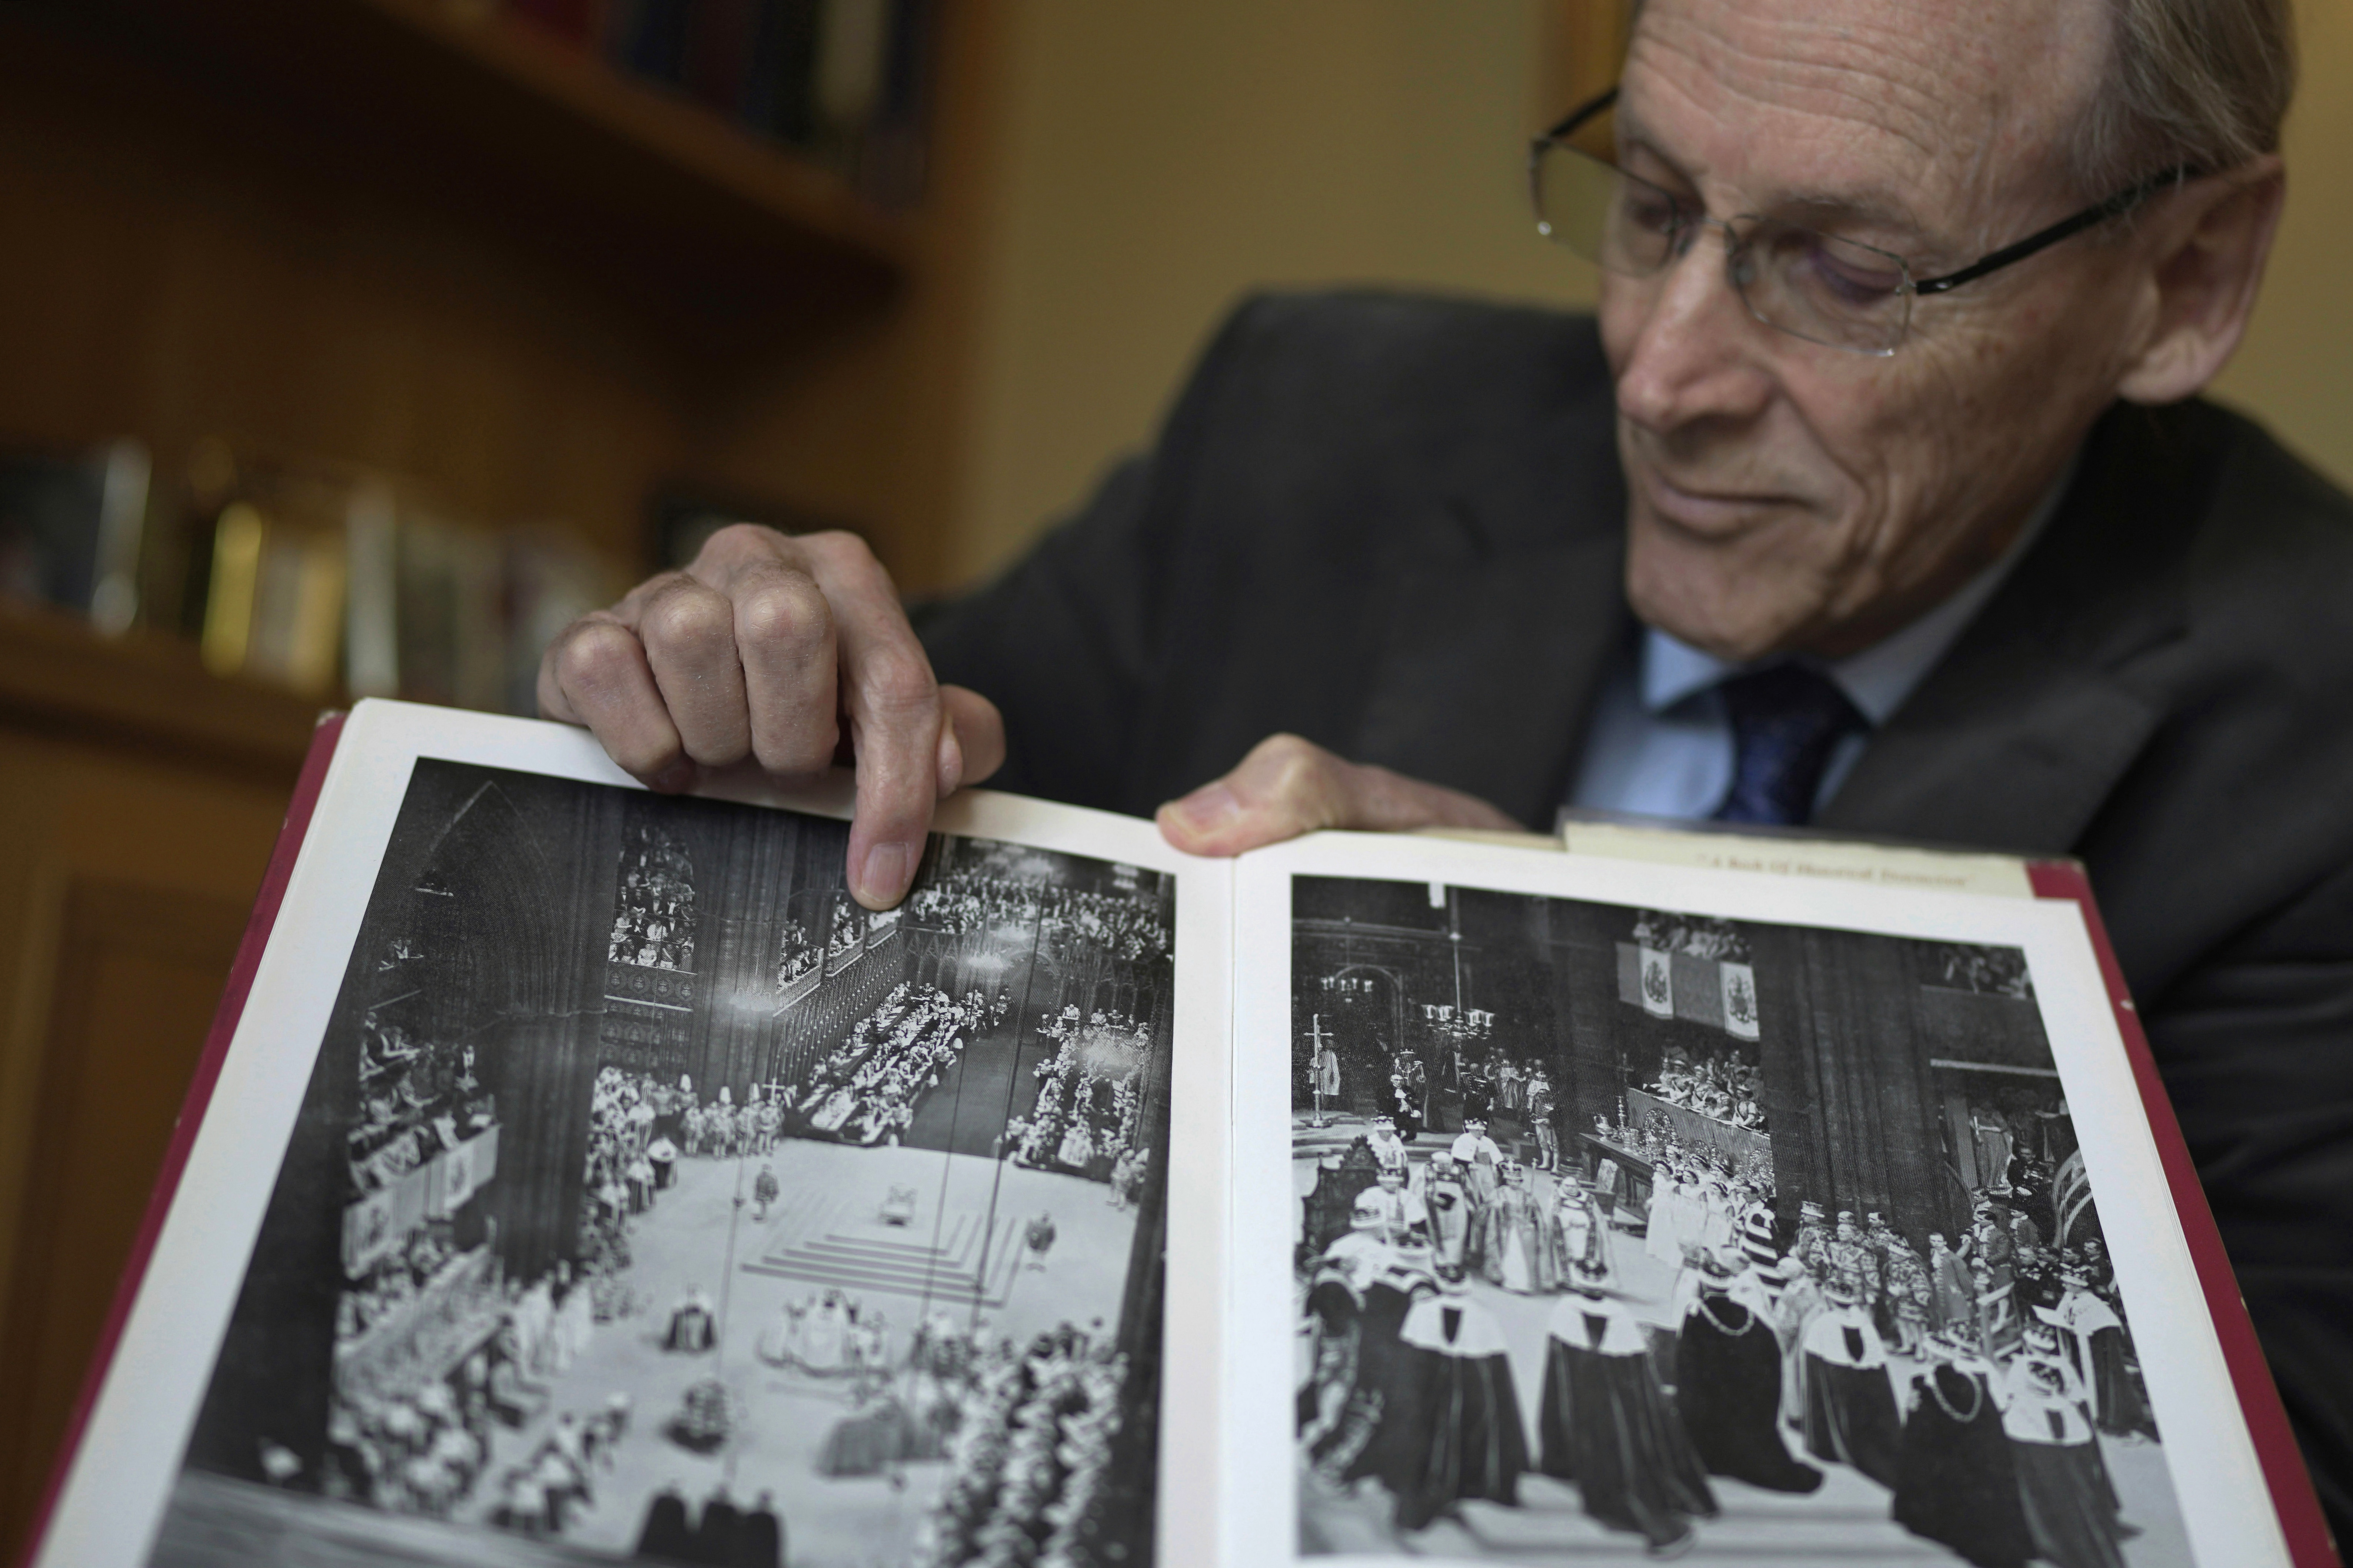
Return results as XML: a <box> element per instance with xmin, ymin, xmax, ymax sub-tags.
<box><xmin>739</xmin><ymin>0</ymin><xmax>819</xmax><ymax>143</ymax></box>
<box><xmin>87</xmin><ymin>439</ymin><xmax>151</xmax><ymax>636</ymax></box>
<box><xmin>813</xmin><ymin>0</ymin><xmax>890</xmax><ymax>145</ymax></box>
<box><xmin>199</xmin><ymin>501</ymin><xmax>265</xmax><ymax>679</ymax></box>
<box><xmin>343</xmin><ymin>480</ymin><xmax>399</xmax><ymax>700</ymax></box>
<box><xmin>624</xmin><ymin>0</ymin><xmax>694</xmax><ymax>85</ymax></box>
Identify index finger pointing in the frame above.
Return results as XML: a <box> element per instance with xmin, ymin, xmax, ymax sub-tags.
<box><xmin>797</xmin><ymin>533</ymin><xmax>944</xmax><ymax>908</ymax></box>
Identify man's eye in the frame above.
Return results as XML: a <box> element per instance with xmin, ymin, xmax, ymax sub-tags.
<box><xmin>1799</xmin><ymin>240</ymin><xmax>1906</xmax><ymax>306</ymax></box>
<box><xmin>1620</xmin><ymin>190</ymin><xmax>1686</xmax><ymax>236</ymax></box>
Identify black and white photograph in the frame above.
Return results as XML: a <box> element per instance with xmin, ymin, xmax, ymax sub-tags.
<box><xmin>1290</xmin><ymin>875</ymin><xmax>2181</xmax><ymax>1564</ymax></box>
<box><xmin>148</xmin><ymin>760</ymin><xmax>1173</xmax><ymax>1568</ymax></box>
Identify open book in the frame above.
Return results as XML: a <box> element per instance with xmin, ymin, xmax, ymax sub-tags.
<box><xmin>26</xmin><ymin>700</ymin><xmax>2335</xmax><ymax>1568</ymax></box>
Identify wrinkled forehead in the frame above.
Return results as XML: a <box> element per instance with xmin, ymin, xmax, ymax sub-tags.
<box><xmin>1622</xmin><ymin>0</ymin><xmax>2106</xmax><ymax>240</ymax></box>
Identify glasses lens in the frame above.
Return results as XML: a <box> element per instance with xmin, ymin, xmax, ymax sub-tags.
<box><xmin>1740</xmin><ymin>221</ymin><xmax>1911</xmax><ymax>353</ymax></box>
<box><xmin>1535</xmin><ymin>144</ymin><xmax>1680</xmax><ymax>277</ymax></box>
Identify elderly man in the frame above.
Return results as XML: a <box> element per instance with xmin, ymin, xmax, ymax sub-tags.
<box><xmin>542</xmin><ymin>0</ymin><xmax>2349</xmax><ymax>1529</ymax></box>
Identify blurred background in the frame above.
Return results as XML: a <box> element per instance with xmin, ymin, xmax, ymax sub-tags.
<box><xmin>0</xmin><ymin>0</ymin><xmax>2343</xmax><ymax>1554</ymax></box>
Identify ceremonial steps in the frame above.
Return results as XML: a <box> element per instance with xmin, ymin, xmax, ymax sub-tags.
<box><xmin>737</xmin><ymin>1184</ymin><xmax>1026</xmax><ymax>1307</ymax></box>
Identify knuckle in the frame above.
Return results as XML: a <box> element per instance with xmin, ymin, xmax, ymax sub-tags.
<box><xmin>801</xmin><ymin>528</ymin><xmax>876</xmax><ymax>564</ymax></box>
<box><xmin>555</xmin><ymin>621</ymin><xmax>643</xmax><ymax>695</ymax></box>
<box><xmin>733</xmin><ymin>576</ymin><xmax>832</xmax><ymax>658</ymax></box>
<box><xmin>700</xmin><ymin>521</ymin><xmax>788</xmax><ymax>564</ymax></box>
<box><xmin>639</xmin><ymin>583</ymin><xmax>734</xmax><ymax>655</ymax></box>
<box><xmin>1256</xmin><ymin>733</ymin><xmax>1328</xmax><ymax>788</ymax></box>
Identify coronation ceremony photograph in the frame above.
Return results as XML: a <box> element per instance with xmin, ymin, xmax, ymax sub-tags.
<box><xmin>1290</xmin><ymin>877</ymin><xmax>2176</xmax><ymax>1565</ymax></box>
<box><xmin>145</xmin><ymin>760</ymin><xmax>1174</xmax><ymax>1568</ymax></box>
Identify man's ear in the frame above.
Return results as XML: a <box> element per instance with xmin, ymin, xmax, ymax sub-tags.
<box><xmin>2114</xmin><ymin>156</ymin><xmax>2286</xmax><ymax>406</ymax></box>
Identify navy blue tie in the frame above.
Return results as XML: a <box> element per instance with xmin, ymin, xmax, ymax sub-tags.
<box><xmin>1712</xmin><ymin>664</ymin><xmax>1866</xmax><ymax>826</ymax></box>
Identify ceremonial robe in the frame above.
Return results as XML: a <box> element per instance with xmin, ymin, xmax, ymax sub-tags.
<box><xmin>1424</xmin><ymin>1175</ymin><xmax>1474</xmax><ymax>1270</ymax></box>
<box><xmin>2004</xmin><ymin>1369</ymin><xmax>2129</xmax><ymax>1568</ymax></box>
<box><xmin>1538</xmin><ymin>1292</ymin><xmax>1716</xmax><ymax>1549</ymax></box>
<box><xmin>1477</xmin><ymin>1182</ymin><xmax>1559</xmax><ymax>1294</ymax></box>
<box><xmin>731</xmin><ymin>1504</ymin><xmax>784</xmax><ymax>1568</ymax></box>
<box><xmin>636</xmin><ymin>1487</ymin><xmax>696</xmax><ymax>1562</ymax></box>
<box><xmin>1676</xmin><ymin>1288</ymin><xmax>1821</xmax><ymax>1493</ymax></box>
<box><xmin>1376</xmin><ymin>1295</ymin><xmax>1528</xmax><ymax>1530</ymax></box>
<box><xmin>1800</xmin><ymin>1305</ymin><xmax>1905</xmax><ymax>1487</ymax></box>
<box><xmin>1892</xmin><ymin>1364</ymin><xmax>2032</xmax><ymax>1568</ymax></box>
<box><xmin>2054</xmin><ymin>1288</ymin><xmax>2157</xmax><ymax>1438</ymax></box>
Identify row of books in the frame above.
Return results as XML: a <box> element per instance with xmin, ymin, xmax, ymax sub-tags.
<box><xmin>505</xmin><ymin>0</ymin><xmax>939</xmax><ymax>208</ymax></box>
<box><xmin>0</xmin><ymin>436</ymin><xmax>623</xmax><ymax>716</ymax></box>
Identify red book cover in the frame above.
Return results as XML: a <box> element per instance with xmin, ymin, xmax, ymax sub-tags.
<box><xmin>2028</xmin><ymin>857</ymin><xmax>2339</xmax><ymax>1568</ymax></box>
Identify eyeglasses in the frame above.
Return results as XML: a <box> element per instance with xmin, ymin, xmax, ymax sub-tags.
<box><xmin>1530</xmin><ymin>88</ymin><xmax>2198</xmax><ymax>356</ymax></box>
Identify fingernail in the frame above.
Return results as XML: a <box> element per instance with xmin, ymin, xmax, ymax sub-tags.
<box><xmin>860</xmin><ymin>842</ymin><xmax>912</xmax><ymax>904</ymax></box>
<box><xmin>1169</xmin><ymin>783</ymin><xmax>1239</xmax><ymax>831</ymax></box>
<box><xmin>653</xmin><ymin>761</ymin><xmax>695</xmax><ymax>792</ymax></box>
<box><xmin>936</xmin><ymin>727</ymin><xmax>964</xmax><ymax>798</ymax></box>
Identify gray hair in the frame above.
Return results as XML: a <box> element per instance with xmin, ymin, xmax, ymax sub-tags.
<box><xmin>2071</xmin><ymin>0</ymin><xmax>2297</xmax><ymax>195</ymax></box>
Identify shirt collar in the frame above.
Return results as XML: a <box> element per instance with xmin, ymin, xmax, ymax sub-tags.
<box><xmin>1637</xmin><ymin>457</ymin><xmax>2077</xmax><ymax>726</ymax></box>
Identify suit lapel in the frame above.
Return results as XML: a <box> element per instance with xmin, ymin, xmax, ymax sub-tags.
<box><xmin>1822</xmin><ymin>402</ymin><xmax>2199</xmax><ymax>854</ymax></box>
<box><xmin>1350</xmin><ymin>524</ymin><xmax>1630</xmax><ymax>829</ymax></box>
<box><xmin>1818</xmin><ymin>630</ymin><xmax>2167</xmax><ymax>854</ymax></box>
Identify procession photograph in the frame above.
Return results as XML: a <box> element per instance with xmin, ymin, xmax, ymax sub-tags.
<box><xmin>1289</xmin><ymin>875</ymin><xmax>2183</xmax><ymax>1565</ymax></box>
<box><xmin>147</xmin><ymin>760</ymin><xmax>1174</xmax><ymax>1568</ymax></box>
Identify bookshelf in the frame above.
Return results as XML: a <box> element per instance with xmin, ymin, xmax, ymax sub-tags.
<box><xmin>0</xmin><ymin>2</ymin><xmax>1002</xmax><ymax>1552</ymax></box>
<box><xmin>0</xmin><ymin>0</ymin><xmax>996</xmax><ymax>584</ymax></box>
<box><xmin>111</xmin><ymin>0</ymin><xmax>919</xmax><ymax>320</ymax></box>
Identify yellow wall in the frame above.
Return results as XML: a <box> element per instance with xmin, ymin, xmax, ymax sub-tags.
<box><xmin>2211</xmin><ymin>0</ymin><xmax>2353</xmax><ymax>492</ymax></box>
<box><xmin>952</xmin><ymin>1</ymin><xmax>2350</xmax><ymax>586</ymax></box>
<box><xmin>949</xmin><ymin>0</ymin><xmax>1601</xmax><ymax>583</ymax></box>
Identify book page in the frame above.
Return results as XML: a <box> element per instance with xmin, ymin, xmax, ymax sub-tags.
<box><xmin>1230</xmin><ymin>831</ymin><xmax>2284</xmax><ymax>1568</ymax></box>
<box><xmin>38</xmin><ymin>700</ymin><xmax>1232</xmax><ymax>1568</ymax></box>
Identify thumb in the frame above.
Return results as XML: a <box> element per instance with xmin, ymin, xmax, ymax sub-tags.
<box><xmin>1154</xmin><ymin>733</ymin><xmax>1520</xmax><ymax>857</ymax></box>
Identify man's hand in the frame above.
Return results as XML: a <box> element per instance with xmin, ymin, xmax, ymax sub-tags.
<box><xmin>1154</xmin><ymin>733</ymin><xmax>1520</xmax><ymax>856</ymax></box>
<box><xmin>537</xmin><ymin>525</ymin><xmax>1004</xmax><ymax>909</ymax></box>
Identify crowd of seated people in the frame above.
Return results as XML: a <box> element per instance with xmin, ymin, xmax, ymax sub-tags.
<box><xmin>903</xmin><ymin>873</ymin><xmax>1031</xmax><ymax>935</ymax></box>
<box><xmin>903</xmin><ymin>873</ymin><xmax>1173</xmax><ymax>968</ymax></box>
<box><xmin>1647</xmin><ymin>1047</ymin><xmax>1767</xmax><ymax>1131</ymax></box>
<box><xmin>1004</xmin><ymin>1009</ymin><xmax>1148</xmax><ymax>1179</ymax></box>
<box><xmin>791</xmin><ymin>984</ymin><xmax>979</xmax><ymax>1145</ymax></box>
<box><xmin>776</xmin><ymin>918</ymin><xmax>819</xmax><ymax>985</ymax></box>
<box><xmin>347</xmin><ymin>1033</ymin><xmax>496</xmax><ymax>1197</ymax></box>
<box><xmin>608</xmin><ymin>828</ymin><xmax>698</xmax><ymax>971</ymax></box>
<box><xmin>1629</xmin><ymin>910</ymin><xmax>1752</xmax><ymax>963</ymax></box>
<box><xmin>322</xmin><ymin>1255</ymin><xmax>630</xmax><ymax>1528</ymax></box>
<box><xmin>917</xmin><ymin>1323</ymin><xmax>1130</xmax><ymax>1568</ymax></box>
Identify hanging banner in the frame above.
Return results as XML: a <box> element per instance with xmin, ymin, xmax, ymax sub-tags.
<box><xmin>343</xmin><ymin>1186</ymin><xmax>400</xmax><ymax>1279</ymax></box>
<box><xmin>1721</xmin><ymin>961</ymin><xmax>1761</xmax><ymax>1040</ymax></box>
<box><xmin>1637</xmin><ymin>946</ymin><xmax>1674</xmax><ymax>1018</ymax></box>
<box><xmin>1672</xmin><ymin>951</ymin><xmax>1724</xmax><ymax>1030</ymax></box>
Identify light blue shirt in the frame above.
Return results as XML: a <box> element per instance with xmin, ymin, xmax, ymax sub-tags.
<box><xmin>1568</xmin><ymin>471</ymin><xmax>2072</xmax><ymax>823</ymax></box>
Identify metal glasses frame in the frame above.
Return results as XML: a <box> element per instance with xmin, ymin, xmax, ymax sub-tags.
<box><xmin>1531</xmin><ymin>87</ymin><xmax>2199</xmax><ymax>306</ymax></box>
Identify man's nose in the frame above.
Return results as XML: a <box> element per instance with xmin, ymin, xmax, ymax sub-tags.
<box><xmin>1610</xmin><ymin>223</ymin><xmax>1777</xmax><ymax>434</ymax></box>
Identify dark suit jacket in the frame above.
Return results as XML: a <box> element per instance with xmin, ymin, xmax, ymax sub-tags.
<box><xmin>919</xmin><ymin>290</ymin><xmax>2353</xmax><ymax>1529</ymax></box>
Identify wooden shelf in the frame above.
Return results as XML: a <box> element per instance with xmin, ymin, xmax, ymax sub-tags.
<box><xmin>73</xmin><ymin>0</ymin><xmax>915</xmax><ymax>341</ymax></box>
<box><xmin>0</xmin><ymin>605</ymin><xmax>327</xmax><ymax>782</ymax></box>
